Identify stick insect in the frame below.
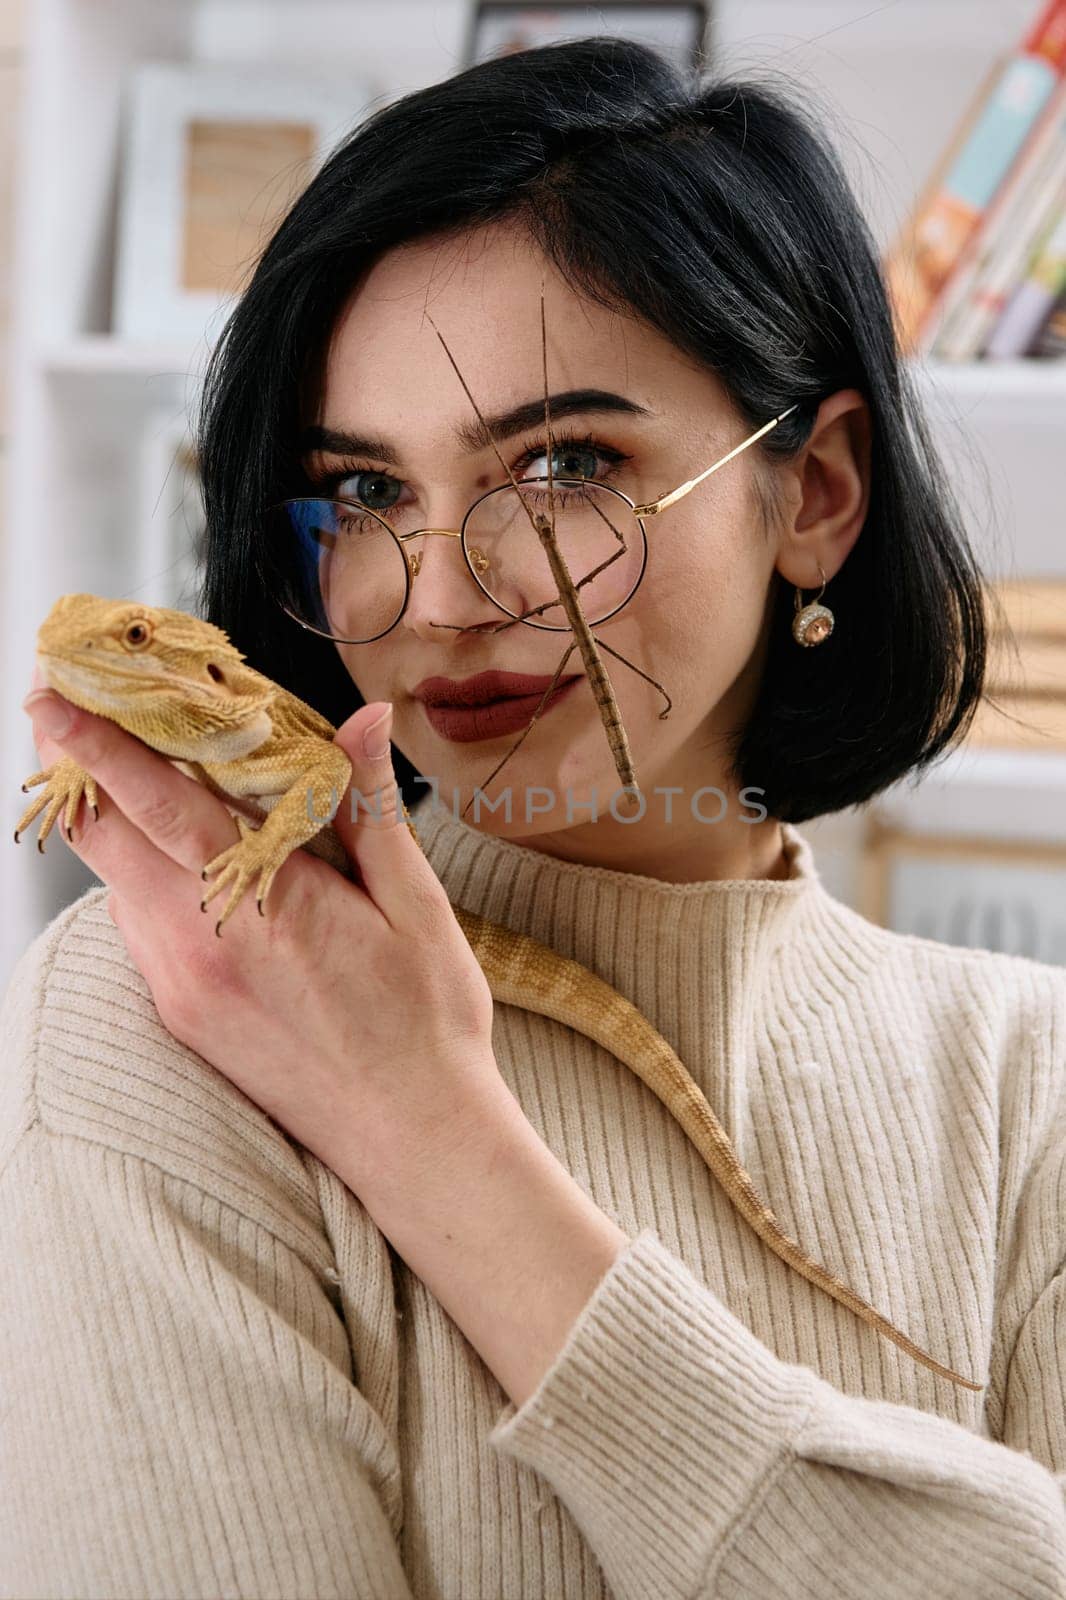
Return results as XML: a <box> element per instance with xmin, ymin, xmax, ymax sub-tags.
<box><xmin>425</xmin><ymin>291</ymin><xmax>672</xmax><ymax>822</ymax></box>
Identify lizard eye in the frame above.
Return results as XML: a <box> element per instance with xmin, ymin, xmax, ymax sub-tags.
<box><xmin>207</xmin><ymin>663</ymin><xmax>224</xmax><ymax>682</ymax></box>
<box><xmin>123</xmin><ymin>620</ymin><xmax>152</xmax><ymax>649</ymax></box>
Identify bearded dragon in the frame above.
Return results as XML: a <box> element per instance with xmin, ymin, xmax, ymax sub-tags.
<box><xmin>14</xmin><ymin>593</ymin><xmax>982</xmax><ymax>1392</ymax></box>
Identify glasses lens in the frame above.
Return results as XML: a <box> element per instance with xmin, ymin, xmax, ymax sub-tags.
<box><xmin>266</xmin><ymin>498</ymin><xmax>409</xmax><ymax>643</ymax></box>
<box><xmin>464</xmin><ymin>480</ymin><xmax>646</xmax><ymax>631</ymax></box>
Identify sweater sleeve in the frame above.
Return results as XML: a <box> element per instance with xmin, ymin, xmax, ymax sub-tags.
<box><xmin>0</xmin><ymin>903</ymin><xmax>415</xmax><ymax>1600</ymax></box>
<box><xmin>488</xmin><ymin>1227</ymin><xmax>1066</xmax><ymax>1600</ymax></box>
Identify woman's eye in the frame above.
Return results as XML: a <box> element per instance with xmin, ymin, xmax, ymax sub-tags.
<box><xmin>333</xmin><ymin>471</ymin><xmax>403</xmax><ymax>510</ymax></box>
<box><xmin>520</xmin><ymin>444</ymin><xmax>601</xmax><ymax>481</ymax></box>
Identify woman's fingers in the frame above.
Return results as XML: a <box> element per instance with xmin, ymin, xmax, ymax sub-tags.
<box><xmin>330</xmin><ymin>702</ymin><xmax>450</xmax><ymax>933</ymax></box>
<box><xmin>21</xmin><ymin>689</ymin><xmax>244</xmax><ymax>874</ymax></box>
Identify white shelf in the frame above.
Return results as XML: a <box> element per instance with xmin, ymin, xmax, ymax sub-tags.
<box><xmin>40</xmin><ymin>336</ymin><xmax>207</xmax><ymax>376</ymax></box>
<box><xmin>873</xmin><ymin>746</ymin><xmax>1066</xmax><ymax>848</ymax></box>
<box><xmin>915</xmin><ymin>359</ymin><xmax>1066</xmax><ymax>400</ymax></box>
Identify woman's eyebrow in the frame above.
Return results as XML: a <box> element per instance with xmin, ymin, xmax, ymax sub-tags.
<box><xmin>299</xmin><ymin>388</ymin><xmax>655</xmax><ymax>465</ymax></box>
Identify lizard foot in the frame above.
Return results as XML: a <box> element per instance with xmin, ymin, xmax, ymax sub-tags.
<box><xmin>200</xmin><ymin>814</ymin><xmax>288</xmax><ymax>935</ymax></box>
<box><xmin>15</xmin><ymin>758</ymin><xmax>100</xmax><ymax>851</ymax></box>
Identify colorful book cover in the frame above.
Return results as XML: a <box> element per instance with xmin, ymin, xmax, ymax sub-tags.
<box><xmin>987</xmin><ymin>196</ymin><xmax>1066</xmax><ymax>355</ymax></box>
<box><xmin>884</xmin><ymin>0</ymin><xmax>1066</xmax><ymax>353</ymax></box>
<box><xmin>931</xmin><ymin>92</ymin><xmax>1066</xmax><ymax>360</ymax></box>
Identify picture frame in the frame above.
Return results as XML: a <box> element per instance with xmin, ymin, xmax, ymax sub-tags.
<box><xmin>465</xmin><ymin>2</ymin><xmax>709</xmax><ymax>71</ymax></box>
<box><xmin>112</xmin><ymin>63</ymin><xmax>369</xmax><ymax>345</ymax></box>
<box><xmin>861</xmin><ymin>816</ymin><xmax>1066</xmax><ymax>966</ymax></box>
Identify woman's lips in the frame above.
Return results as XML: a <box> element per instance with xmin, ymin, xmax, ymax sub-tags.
<box><xmin>420</xmin><ymin>677</ymin><xmax>581</xmax><ymax>742</ymax></box>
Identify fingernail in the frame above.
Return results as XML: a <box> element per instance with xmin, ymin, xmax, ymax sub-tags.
<box><xmin>22</xmin><ymin>691</ymin><xmax>73</xmax><ymax>739</ymax></box>
<box><xmin>362</xmin><ymin>703</ymin><xmax>393</xmax><ymax>760</ymax></box>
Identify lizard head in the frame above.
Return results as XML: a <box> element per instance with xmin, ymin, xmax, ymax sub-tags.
<box><xmin>35</xmin><ymin>594</ymin><xmax>277</xmax><ymax>759</ymax></box>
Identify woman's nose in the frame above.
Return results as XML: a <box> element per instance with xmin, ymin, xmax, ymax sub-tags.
<box><xmin>399</xmin><ymin>527</ymin><xmax>502</xmax><ymax>641</ymax></box>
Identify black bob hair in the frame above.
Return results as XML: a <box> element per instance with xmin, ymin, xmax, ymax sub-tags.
<box><xmin>196</xmin><ymin>35</ymin><xmax>990</xmax><ymax>825</ymax></box>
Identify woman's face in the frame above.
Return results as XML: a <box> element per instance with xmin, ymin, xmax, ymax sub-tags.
<box><xmin>306</xmin><ymin>222</ymin><xmax>812</xmax><ymax>877</ymax></box>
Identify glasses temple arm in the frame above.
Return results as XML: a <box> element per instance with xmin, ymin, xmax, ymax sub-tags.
<box><xmin>633</xmin><ymin>404</ymin><xmax>799</xmax><ymax>517</ymax></box>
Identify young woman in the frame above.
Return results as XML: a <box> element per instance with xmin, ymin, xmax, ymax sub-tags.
<box><xmin>4</xmin><ymin>37</ymin><xmax>1064</xmax><ymax>1600</ymax></box>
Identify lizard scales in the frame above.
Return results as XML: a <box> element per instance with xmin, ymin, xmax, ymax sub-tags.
<box><xmin>15</xmin><ymin>594</ymin><xmax>982</xmax><ymax>1392</ymax></box>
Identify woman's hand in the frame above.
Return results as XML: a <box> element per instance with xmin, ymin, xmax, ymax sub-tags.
<box><xmin>22</xmin><ymin>677</ymin><xmax>633</xmax><ymax>1411</ymax></box>
<box><xmin>21</xmin><ymin>683</ymin><xmax>509</xmax><ymax>1198</ymax></box>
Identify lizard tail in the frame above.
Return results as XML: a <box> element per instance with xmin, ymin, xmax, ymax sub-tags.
<box><xmin>452</xmin><ymin>904</ymin><xmax>984</xmax><ymax>1394</ymax></box>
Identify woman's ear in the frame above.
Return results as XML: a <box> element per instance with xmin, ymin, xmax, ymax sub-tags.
<box><xmin>773</xmin><ymin>388</ymin><xmax>871</xmax><ymax>590</ymax></box>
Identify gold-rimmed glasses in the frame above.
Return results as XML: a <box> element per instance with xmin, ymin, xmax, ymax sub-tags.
<box><xmin>264</xmin><ymin>404</ymin><xmax>798</xmax><ymax>645</ymax></box>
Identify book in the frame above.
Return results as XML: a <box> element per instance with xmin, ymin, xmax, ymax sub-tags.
<box><xmin>884</xmin><ymin>0</ymin><xmax>1066</xmax><ymax>354</ymax></box>
<box><xmin>882</xmin><ymin>56</ymin><xmax>1001</xmax><ymax>353</ymax></box>
<box><xmin>929</xmin><ymin>82</ymin><xmax>1066</xmax><ymax>358</ymax></box>
<box><xmin>1032</xmin><ymin>284</ymin><xmax>1066</xmax><ymax>351</ymax></box>
<box><xmin>986</xmin><ymin>193</ymin><xmax>1066</xmax><ymax>356</ymax></box>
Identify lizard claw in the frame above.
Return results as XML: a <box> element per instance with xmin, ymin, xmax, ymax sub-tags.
<box><xmin>200</xmin><ymin>814</ymin><xmax>285</xmax><ymax>932</ymax></box>
<box><xmin>15</xmin><ymin>758</ymin><xmax>99</xmax><ymax>853</ymax></box>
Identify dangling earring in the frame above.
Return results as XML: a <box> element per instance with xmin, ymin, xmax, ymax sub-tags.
<box><xmin>792</xmin><ymin>562</ymin><xmax>835</xmax><ymax>647</ymax></box>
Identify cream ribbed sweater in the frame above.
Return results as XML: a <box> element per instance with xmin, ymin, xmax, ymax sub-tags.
<box><xmin>1</xmin><ymin>798</ymin><xmax>1064</xmax><ymax>1600</ymax></box>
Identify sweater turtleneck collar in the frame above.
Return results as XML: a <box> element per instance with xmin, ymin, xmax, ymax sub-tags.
<box><xmin>412</xmin><ymin>795</ymin><xmax>853</xmax><ymax>1143</ymax></box>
